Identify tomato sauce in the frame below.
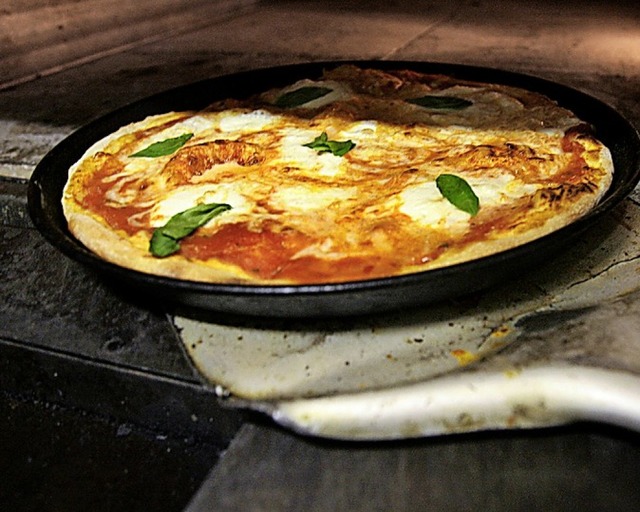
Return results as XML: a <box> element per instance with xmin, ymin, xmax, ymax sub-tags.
<box><xmin>179</xmin><ymin>221</ymin><xmax>419</xmax><ymax>283</ymax></box>
<box><xmin>278</xmin><ymin>255</ymin><xmax>401</xmax><ymax>283</ymax></box>
<box><xmin>180</xmin><ymin>222</ymin><xmax>312</xmax><ymax>280</ymax></box>
<box><xmin>80</xmin><ymin>154</ymin><xmax>150</xmax><ymax>235</ymax></box>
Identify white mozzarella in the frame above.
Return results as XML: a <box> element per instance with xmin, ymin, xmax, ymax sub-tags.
<box><xmin>338</xmin><ymin>121</ymin><xmax>379</xmax><ymax>139</ymax></box>
<box><xmin>121</xmin><ymin>158</ymin><xmax>165</xmax><ymax>177</ymax></box>
<box><xmin>270</xmin><ymin>184</ymin><xmax>355</xmax><ymax>212</ymax></box>
<box><xmin>466</xmin><ymin>174</ymin><xmax>538</xmax><ymax>204</ymax></box>
<box><xmin>275</xmin><ymin>121</ymin><xmax>379</xmax><ymax>178</ymax></box>
<box><xmin>400</xmin><ymin>173</ymin><xmax>538</xmax><ymax>228</ymax></box>
<box><xmin>314</xmin><ymin>152</ymin><xmax>346</xmax><ymax>177</ymax></box>
<box><xmin>217</xmin><ymin>109</ymin><xmax>280</xmax><ymax>133</ymax></box>
<box><xmin>169</xmin><ymin>115</ymin><xmax>218</xmax><ymax>135</ymax></box>
<box><xmin>276</xmin><ymin>128</ymin><xmax>345</xmax><ymax>177</ymax></box>
<box><xmin>399</xmin><ymin>182</ymin><xmax>471</xmax><ymax>228</ymax></box>
<box><xmin>149</xmin><ymin>183</ymin><xmax>254</xmax><ymax>226</ymax></box>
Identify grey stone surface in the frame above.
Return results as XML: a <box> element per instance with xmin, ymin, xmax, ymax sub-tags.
<box><xmin>187</xmin><ymin>422</ymin><xmax>640</xmax><ymax>512</ymax></box>
<box><xmin>1</xmin><ymin>223</ymin><xmax>193</xmax><ymax>379</ymax></box>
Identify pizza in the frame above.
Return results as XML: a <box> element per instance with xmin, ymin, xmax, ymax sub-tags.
<box><xmin>62</xmin><ymin>64</ymin><xmax>614</xmax><ymax>285</ymax></box>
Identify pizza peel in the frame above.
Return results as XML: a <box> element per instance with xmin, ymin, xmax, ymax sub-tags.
<box><xmin>27</xmin><ymin>60</ymin><xmax>640</xmax><ymax>318</ymax></box>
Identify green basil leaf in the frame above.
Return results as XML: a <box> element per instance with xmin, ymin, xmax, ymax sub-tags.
<box><xmin>130</xmin><ymin>133</ymin><xmax>194</xmax><ymax>158</ymax></box>
<box><xmin>303</xmin><ymin>131</ymin><xmax>355</xmax><ymax>156</ymax></box>
<box><xmin>150</xmin><ymin>202</ymin><xmax>231</xmax><ymax>257</ymax></box>
<box><xmin>436</xmin><ymin>174</ymin><xmax>480</xmax><ymax>216</ymax></box>
<box><xmin>274</xmin><ymin>86</ymin><xmax>332</xmax><ymax>108</ymax></box>
<box><xmin>407</xmin><ymin>95</ymin><xmax>472</xmax><ymax>110</ymax></box>
<box><xmin>149</xmin><ymin>231</ymin><xmax>181</xmax><ymax>258</ymax></box>
<box><xmin>326</xmin><ymin>139</ymin><xmax>356</xmax><ymax>157</ymax></box>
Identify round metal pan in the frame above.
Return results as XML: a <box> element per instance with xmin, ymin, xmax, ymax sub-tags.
<box><xmin>28</xmin><ymin>61</ymin><xmax>640</xmax><ymax>318</ymax></box>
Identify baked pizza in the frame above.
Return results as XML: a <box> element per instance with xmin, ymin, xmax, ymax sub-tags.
<box><xmin>62</xmin><ymin>65</ymin><xmax>614</xmax><ymax>285</ymax></box>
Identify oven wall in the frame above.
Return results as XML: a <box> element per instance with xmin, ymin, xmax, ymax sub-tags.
<box><xmin>0</xmin><ymin>0</ymin><xmax>257</xmax><ymax>89</ymax></box>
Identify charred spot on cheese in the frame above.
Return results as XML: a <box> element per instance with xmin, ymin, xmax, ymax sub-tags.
<box><xmin>533</xmin><ymin>181</ymin><xmax>598</xmax><ymax>210</ymax></box>
<box><xmin>163</xmin><ymin>140</ymin><xmax>264</xmax><ymax>186</ymax></box>
<box><xmin>432</xmin><ymin>142</ymin><xmax>556</xmax><ymax>178</ymax></box>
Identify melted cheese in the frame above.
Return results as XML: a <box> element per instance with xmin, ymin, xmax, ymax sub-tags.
<box><xmin>217</xmin><ymin>109</ymin><xmax>280</xmax><ymax>133</ymax></box>
<box><xmin>270</xmin><ymin>184</ymin><xmax>356</xmax><ymax>212</ymax></box>
<box><xmin>399</xmin><ymin>182</ymin><xmax>470</xmax><ymax>228</ymax></box>
<box><xmin>276</xmin><ymin>128</ymin><xmax>346</xmax><ymax>177</ymax></box>
<box><xmin>149</xmin><ymin>182</ymin><xmax>257</xmax><ymax>227</ymax></box>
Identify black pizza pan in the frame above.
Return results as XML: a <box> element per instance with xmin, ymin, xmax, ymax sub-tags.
<box><xmin>28</xmin><ymin>61</ymin><xmax>640</xmax><ymax>318</ymax></box>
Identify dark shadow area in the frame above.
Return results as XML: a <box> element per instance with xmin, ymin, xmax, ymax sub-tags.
<box><xmin>2</xmin><ymin>0</ymin><xmax>639</xmax><ymax>127</ymax></box>
<box><xmin>0</xmin><ymin>391</ymin><xmax>222</xmax><ymax>512</ymax></box>
<box><xmin>190</xmin><ymin>416</ymin><xmax>640</xmax><ymax>512</ymax></box>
